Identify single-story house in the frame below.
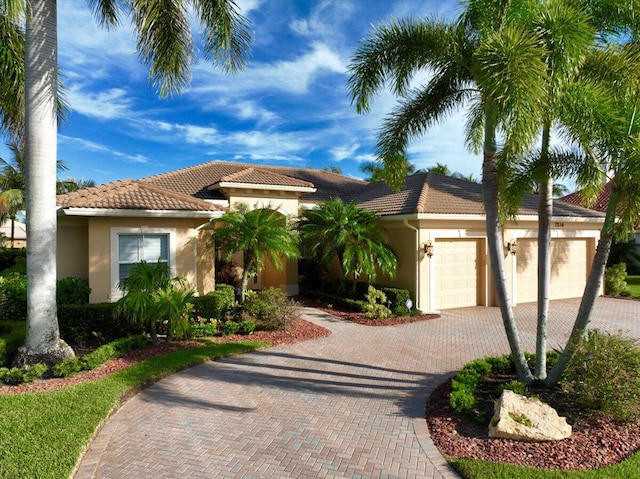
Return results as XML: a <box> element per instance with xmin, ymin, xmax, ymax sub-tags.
<box><xmin>56</xmin><ymin>161</ymin><xmax>605</xmax><ymax>312</ymax></box>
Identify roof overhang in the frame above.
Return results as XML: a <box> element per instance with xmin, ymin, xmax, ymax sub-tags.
<box><xmin>58</xmin><ymin>207</ymin><xmax>224</xmax><ymax>219</ymax></box>
<box><xmin>382</xmin><ymin>213</ymin><xmax>606</xmax><ymax>223</ymax></box>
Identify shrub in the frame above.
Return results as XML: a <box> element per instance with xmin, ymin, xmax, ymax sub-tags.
<box><xmin>0</xmin><ymin>321</ymin><xmax>26</xmax><ymax>366</ymax></box>
<box><xmin>239</xmin><ymin>320</ymin><xmax>255</xmax><ymax>334</ymax></box>
<box><xmin>0</xmin><ymin>273</ymin><xmax>27</xmax><ymax>321</ymax></box>
<box><xmin>363</xmin><ymin>286</ymin><xmax>392</xmax><ymax>319</ymax></box>
<box><xmin>82</xmin><ymin>335</ymin><xmax>148</xmax><ymax>369</ymax></box>
<box><xmin>562</xmin><ymin>329</ymin><xmax>640</xmax><ymax>422</ymax></box>
<box><xmin>58</xmin><ymin>303</ymin><xmax>144</xmax><ymax>345</ymax></box>
<box><xmin>192</xmin><ymin>287</ymin><xmax>235</xmax><ymax>321</ymax></box>
<box><xmin>464</xmin><ymin>358</ymin><xmax>492</xmax><ymax>377</ymax></box>
<box><xmin>23</xmin><ymin>363</ymin><xmax>48</xmax><ymax>383</ymax></box>
<box><xmin>191</xmin><ymin>318</ymin><xmax>218</xmax><ymax>337</ymax></box>
<box><xmin>56</xmin><ymin>277</ymin><xmax>91</xmax><ymax>305</ymax></box>
<box><xmin>242</xmin><ymin>287</ymin><xmax>293</xmax><ymax>331</ymax></box>
<box><xmin>604</xmin><ymin>263</ymin><xmax>630</xmax><ymax>296</ymax></box>
<box><xmin>496</xmin><ymin>380</ymin><xmax>527</xmax><ymax>396</ymax></box>
<box><xmin>0</xmin><ymin>248</ymin><xmax>26</xmax><ymax>272</ymax></box>
<box><xmin>51</xmin><ymin>357</ymin><xmax>85</xmax><ymax>378</ymax></box>
<box><xmin>450</xmin><ymin>389</ymin><xmax>477</xmax><ymax>413</ymax></box>
<box><xmin>222</xmin><ymin>320</ymin><xmax>240</xmax><ymax>335</ymax></box>
<box><xmin>0</xmin><ymin>367</ymin><xmax>29</xmax><ymax>385</ymax></box>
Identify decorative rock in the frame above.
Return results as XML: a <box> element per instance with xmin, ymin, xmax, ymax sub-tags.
<box><xmin>488</xmin><ymin>389</ymin><xmax>572</xmax><ymax>442</ymax></box>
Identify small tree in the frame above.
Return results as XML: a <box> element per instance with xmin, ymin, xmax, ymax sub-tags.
<box><xmin>211</xmin><ymin>204</ymin><xmax>299</xmax><ymax>302</ymax></box>
<box><xmin>114</xmin><ymin>261</ymin><xmax>194</xmax><ymax>344</ymax></box>
<box><xmin>298</xmin><ymin>198</ymin><xmax>398</xmax><ymax>287</ymax></box>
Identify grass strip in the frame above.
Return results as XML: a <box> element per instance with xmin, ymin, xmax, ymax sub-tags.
<box><xmin>452</xmin><ymin>450</ymin><xmax>640</xmax><ymax>478</ymax></box>
<box><xmin>0</xmin><ymin>340</ymin><xmax>267</xmax><ymax>479</ymax></box>
<box><xmin>625</xmin><ymin>275</ymin><xmax>640</xmax><ymax>299</ymax></box>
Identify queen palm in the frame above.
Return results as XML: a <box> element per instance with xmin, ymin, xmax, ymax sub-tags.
<box><xmin>7</xmin><ymin>0</ymin><xmax>252</xmax><ymax>366</ymax></box>
<box><xmin>212</xmin><ymin>204</ymin><xmax>299</xmax><ymax>303</ymax></box>
<box><xmin>298</xmin><ymin>198</ymin><xmax>398</xmax><ymax>288</ymax></box>
<box><xmin>347</xmin><ymin>0</ymin><xmax>546</xmax><ymax>382</ymax></box>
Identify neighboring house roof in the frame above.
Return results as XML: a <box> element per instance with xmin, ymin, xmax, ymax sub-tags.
<box><xmin>353</xmin><ymin>172</ymin><xmax>606</xmax><ymax>218</ymax></box>
<box><xmin>559</xmin><ymin>182</ymin><xmax>611</xmax><ymax>212</ymax></box>
<box><xmin>143</xmin><ymin>161</ymin><xmax>367</xmax><ymax>202</ymax></box>
<box><xmin>56</xmin><ymin>179</ymin><xmax>221</xmax><ymax>212</ymax></box>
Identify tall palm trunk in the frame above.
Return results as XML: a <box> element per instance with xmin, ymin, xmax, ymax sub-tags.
<box><xmin>14</xmin><ymin>0</ymin><xmax>74</xmax><ymax>367</ymax></box>
<box><xmin>535</xmin><ymin>123</ymin><xmax>553</xmax><ymax>380</ymax></box>
<box><xmin>482</xmin><ymin>109</ymin><xmax>533</xmax><ymax>384</ymax></box>
<box><xmin>10</xmin><ymin>216</ymin><xmax>15</xmax><ymax>248</ymax></box>
<box><xmin>545</xmin><ymin>187</ymin><xmax>618</xmax><ymax>385</ymax></box>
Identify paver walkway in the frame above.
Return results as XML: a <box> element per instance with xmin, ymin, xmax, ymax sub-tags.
<box><xmin>75</xmin><ymin>298</ymin><xmax>640</xmax><ymax>479</ymax></box>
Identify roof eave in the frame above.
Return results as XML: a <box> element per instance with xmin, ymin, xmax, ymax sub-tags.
<box><xmin>209</xmin><ymin>182</ymin><xmax>317</xmax><ymax>194</ymax></box>
<box><xmin>58</xmin><ymin>207</ymin><xmax>224</xmax><ymax>219</ymax></box>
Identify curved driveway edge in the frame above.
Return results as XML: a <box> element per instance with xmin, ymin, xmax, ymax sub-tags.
<box><xmin>74</xmin><ymin>298</ymin><xmax>640</xmax><ymax>479</ymax></box>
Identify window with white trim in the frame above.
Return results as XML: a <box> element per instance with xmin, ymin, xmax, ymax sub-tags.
<box><xmin>118</xmin><ymin>234</ymin><xmax>169</xmax><ymax>282</ymax></box>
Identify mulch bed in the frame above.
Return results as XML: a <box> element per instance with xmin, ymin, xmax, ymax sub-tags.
<box><xmin>294</xmin><ymin>296</ymin><xmax>440</xmax><ymax>325</ymax></box>
<box><xmin>0</xmin><ymin>317</ymin><xmax>330</xmax><ymax>396</ymax></box>
<box><xmin>426</xmin><ymin>378</ymin><xmax>640</xmax><ymax>470</ymax></box>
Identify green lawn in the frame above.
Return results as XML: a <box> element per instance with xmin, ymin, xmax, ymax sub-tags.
<box><xmin>626</xmin><ymin>275</ymin><xmax>640</xmax><ymax>299</ymax></box>
<box><xmin>453</xmin><ymin>455</ymin><xmax>640</xmax><ymax>479</ymax></box>
<box><xmin>0</xmin><ymin>340</ymin><xmax>267</xmax><ymax>479</ymax></box>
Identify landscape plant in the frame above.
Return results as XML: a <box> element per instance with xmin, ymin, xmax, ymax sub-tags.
<box><xmin>363</xmin><ymin>286</ymin><xmax>392</xmax><ymax>319</ymax></box>
<box><xmin>604</xmin><ymin>263</ymin><xmax>630</xmax><ymax>296</ymax></box>
<box><xmin>114</xmin><ymin>261</ymin><xmax>194</xmax><ymax>345</ymax></box>
<box><xmin>212</xmin><ymin>204</ymin><xmax>299</xmax><ymax>302</ymax></box>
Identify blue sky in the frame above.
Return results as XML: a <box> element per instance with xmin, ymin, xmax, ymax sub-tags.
<box><xmin>4</xmin><ymin>0</ymin><xmax>483</xmax><ymax>186</ymax></box>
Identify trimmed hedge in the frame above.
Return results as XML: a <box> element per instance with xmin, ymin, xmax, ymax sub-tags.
<box><xmin>0</xmin><ymin>248</ymin><xmax>26</xmax><ymax>272</ymax></box>
<box><xmin>300</xmin><ymin>278</ymin><xmax>411</xmax><ymax>315</ymax></box>
<box><xmin>0</xmin><ymin>321</ymin><xmax>26</xmax><ymax>367</ymax></box>
<box><xmin>58</xmin><ymin>303</ymin><xmax>144</xmax><ymax>345</ymax></box>
<box><xmin>192</xmin><ymin>285</ymin><xmax>235</xmax><ymax>321</ymax></box>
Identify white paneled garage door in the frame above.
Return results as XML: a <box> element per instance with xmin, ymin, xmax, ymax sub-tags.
<box><xmin>434</xmin><ymin>239</ymin><xmax>480</xmax><ymax>309</ymax></box>
<box><xmin>516</xmin><ymin>238</ymin><xmax>588</xmax><ymax>304</ymax></box>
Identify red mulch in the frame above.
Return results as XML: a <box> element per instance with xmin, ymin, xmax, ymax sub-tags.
<box><xmin>294</xmin><ymin>296</ymin><xmax>440</xmax><ymax>325</ymax></box>
<box><xmin>426</xmin><ymin>379</ymin><xmax>640</xmax><ymax>470</ymax></box>
<box><xmin>0</xmin><ymin>317</ymin><xmax>330</xmax><ymax>396</ymax></box>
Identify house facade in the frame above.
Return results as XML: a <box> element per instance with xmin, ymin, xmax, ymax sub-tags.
<box><xmin>56</xmin><ymin>161</ymin><xmax>605</xmax><ymax>311</ymax></box>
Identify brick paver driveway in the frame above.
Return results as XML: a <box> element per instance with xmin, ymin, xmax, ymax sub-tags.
<box><xmin>75</xmin><ymin>298</ymin><xmax>640</xmax><ymax>479</ymax></box>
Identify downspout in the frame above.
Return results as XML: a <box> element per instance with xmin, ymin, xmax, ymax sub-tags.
<box><xmin>403</xmin><ymin>219</ymin><xmax>421</xmax><ymax>311</ymax></box>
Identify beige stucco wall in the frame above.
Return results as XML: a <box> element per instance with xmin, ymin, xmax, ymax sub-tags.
<box><xmin>84</xmin><ymin>216</ymin><xmax>213</xmax><ymax>303</ymax></box>
<box><xmin>57</xmin><ymin>218</ymin><xmax>89</xmax><ymax>280</ymax></box>
<box><xmin>227</xmin><ymin>191</ymin><xmax>301</xmax><ymax>217</ymax></box>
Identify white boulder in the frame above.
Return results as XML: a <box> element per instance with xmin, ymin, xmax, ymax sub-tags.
<box><xmin>488</xmin><ymin>389</ymin><xmax>572</xmax><ymax>442</ymax></box>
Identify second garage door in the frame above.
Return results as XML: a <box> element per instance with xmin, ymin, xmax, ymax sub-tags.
<box><xmin>434</xmin><ymin>239</ymin><xmax>481</xmax><ymax>309</ymax></box>
<box><xmin>516</xmin><ymin>238</ymin><xmax>589</xmax><ymax>304</ymax></box>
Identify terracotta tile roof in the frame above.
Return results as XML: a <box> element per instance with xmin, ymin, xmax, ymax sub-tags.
<box><xmin>143</xmin><ymin>161</ymin><xmax>367</xmax><ymax>202</ymax></box>
<box><xmin>215</xmin><ymin>167</ymin><xmax>315</xmax><ymax>189</ymax></box>
<box><xmin>352</xmin><ymin>172</ymin><xmax>606</xmax><ymax>218</ymax></box>
<box><xmin>559</xmin><ymin>182</ymin><xmax>611</xmax><ymax>212</ymax></box>
<box><xmin>56</xmin><ymin>180</ymin><xmax>221</xmax><ymax>212</ymax></box>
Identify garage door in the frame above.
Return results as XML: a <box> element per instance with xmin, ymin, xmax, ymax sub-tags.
<box><xmin>434</xmin><ymin>239</ymin><xmax>480</xmax><ymax>309</ymax></box>
<box><xmin>516</xmin><ymin>238</ymin><xmax>588</xmax><ymax>304</ymax></box>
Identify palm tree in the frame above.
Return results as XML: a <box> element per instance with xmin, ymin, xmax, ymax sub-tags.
<box><xmin>360</xmin><ymin>152</ymin><xmax>415</xmax><ymax>183</ymax></box>
<box><xmin>212</xmin><ymin>204</ymin><xmax>299</xmax><ymax>303</ymax></box>
<box><xmin>0</xmin><ymin>6</ymin><xmax>24</xmax><ymax>139</ymax></box>
<box><xmin>114</xmin><ymin>260</ymin><xmax>193</xmax><ymax>344</ymax></box>
<box><xmin>298</xmin><ymin>198</ymin><xmax>398</xmax><ymax>289</ymax></box>
<box><xmin>347</xmin><ymin>1</ymin><xmax>546</xmax><ymax>382</ymax></box>
<box><xmin>9</xmin><ymin>0</ymin><xmax>252</xmax><ymax>367</ymax></box>
<box><xmin>56</xmin><ymin>177</ymin><xmax>96</xmax><ymax>194</ymax></box>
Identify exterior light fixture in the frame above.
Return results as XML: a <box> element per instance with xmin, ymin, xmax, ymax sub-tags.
<box><xmin>507</xmin><ymin>239</ymin><xmax>518</xmax><ymax>255</ymax></box>
<box><xmin>423</xmin><ymin>240</ymin><xmax>434</xmax><ymax>258</ymax></box>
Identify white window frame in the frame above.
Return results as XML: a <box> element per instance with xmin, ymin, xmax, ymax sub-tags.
<box><xmin>110</xmin><ymin>227</ymin><xmax>177</xmax><ymax>301</ymax></box>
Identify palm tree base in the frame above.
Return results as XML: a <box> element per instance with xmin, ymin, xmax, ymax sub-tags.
<box><xmin>12</xmin><ymin>340</ymin><xmax>75</xmax><ymax>368</ymax></box>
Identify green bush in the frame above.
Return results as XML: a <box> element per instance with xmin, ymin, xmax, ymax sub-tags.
<box><xmin>191</xmin><ymin>318</ymin><xmax>218</xmax><ymax>337</ymax></box>
<box><xmin>450</xmin><ymin>388</ymin><xmax>477</xmax><ymax>413</ymax></box>
<box><xmin>56</xmin><ymin>277</ymin><xmax>91</xmax><ymax>305</ymax></box>
<box><xmin>0</xmin><ymin>273</ymin><xmax>27</xmax><ymax>321</ymax></box>
<box><xmin>23</xmin><ymin>363</ymin><xmax>48</xmax><ymax>383</ymax></box>
<box><xmin>0</xmin><ymin>321</ymin><xmax>26</xmax><ymax>366</ymax></box>
<box><xmin>239</xmin><ymin>320</ymin><xmax>255</xmax><ymax>334</ymax></box>
<box><xmin>0</xmin><ymin>248</ymin><xmax>26</xmax><ymax>272</ymax></box>
<box><xmin>51</xmin><ymin>357</ymin><xmax>85</xmax><ymax>378</ymax></box>
<box><xmin>191</xmin><ymin>287</ymin><xmax>235</xmax><ymax>321</ymax></box>
<box><xmin>242</xmin><ymin>287</ymin><xmax>294</xmax><ymax>331</ymax></box>
<box><xmin>496</xmin><ymin>379</ymin><xmax>527</xmax><ymax>396</ymax></box>
<box><xmin>562</xmin><ymin>329</ymin><xmax>640</xmax><ymax>422</ymax></box>
<box><xmin>58</xmin><ymin>303</ymin><xmax>144</xmax><ymax>345</ymax></box>
<box><xmin>605</xmin><ymin>263</ymin><xmax>630</xmax><ymax>296</ymax></box>
<box><xmin>0</xmin><ymin>367</ymin><xmax>29</xmax><ymax>385</ymax></box>
<box><xmin>464</xmin><ymin>358</ymin><xmax>492</xmax><ymax>377</ymax></box>
<box><xmin>222</xmin><ymin>320</ymin><xmax>240</xmax><ymax>335</ymax></box>
<box><xmin>82</xmin><ymin>335</ymin><xmax>148</xmax><ymax>369</ymax></box>
<box><xmin>363</xmin><ymin>286</ymin><xmax>392</xmax><ymax>319</ymax></box>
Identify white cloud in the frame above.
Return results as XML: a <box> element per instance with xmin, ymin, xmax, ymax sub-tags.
<box><xmin>59</xmin><ymin>136</ymin><xmax>148</xmax><ymax>163</ymax></box>
<box><xmin>67</xmin><ymin>85</ymin><xmax>134</xmax><ymax>120</ymax></box>
<box><xmin>330</xmin><ymin>142</ymin><xmax>360</xmax><ymax>162</ymax></box>
<box><xmin>235</xmin><ymin>101</ymin><xmax>278</xmax><ymax>125</ymax></box>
